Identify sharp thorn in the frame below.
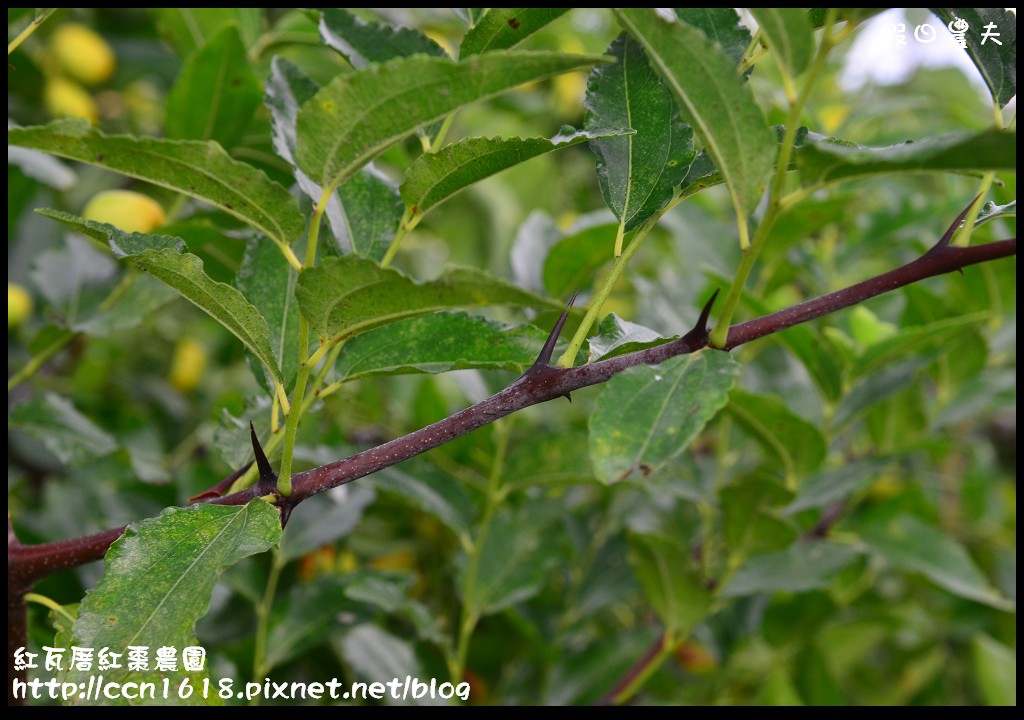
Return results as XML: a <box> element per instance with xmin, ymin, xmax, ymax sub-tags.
<box><xmin>251</xmin><ymin>421</ymin><xmax>277</xmax><ymax>488</ymax></box>
<box><xmin>563</xmin><ymin>393</ymin><xmax>572</xmax><ymax>403</ymax></box>
<box><xmin>678</xmin><ymin>289</ymin><xmax>719</xmax><ymax>348</ymax></box>
<box><xmin>279</xmin><ymin>503</ymin><xmax>294</xmax><ymax>529</ymax></box>
<box><xmin>530</xmin><ymin>290</ymin><xmax>579</xmax><ymax>370</ymax></box>
<box><xmin>189</xmin><ymin>461</ymin><xmax>253</xmax><ymax>502</ymax></box>
<box><xmin>933</xmin><ymin>195</ymin><xmax>981</xmax><ymax>251</ymax></box>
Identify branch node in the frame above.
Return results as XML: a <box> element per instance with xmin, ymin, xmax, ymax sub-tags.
<box><xmin>679</xmin><ymin>289</ymin><xmax>719</xmax><ymax>348</ymax></box>
<box><xmin>528</xmin><ymin>290</ymin><xmax>579</xmax><ymax>371</ymax></box>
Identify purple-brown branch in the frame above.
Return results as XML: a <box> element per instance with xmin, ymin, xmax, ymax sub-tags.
<box><xmin>7</xmin><ymin>234</ymin><xmax>1016</xmax><ymax>589</ymax></box>
<box><xmin>5</xmin><ymin>206</ymin><xmax>1016</xmax><ymax>705</ymax></box>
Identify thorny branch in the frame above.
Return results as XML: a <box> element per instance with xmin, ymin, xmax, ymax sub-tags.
<box><xmin>6</xmin><ymin>202</ymin><xmax>1017</xmax><ymax>704</ymax></box>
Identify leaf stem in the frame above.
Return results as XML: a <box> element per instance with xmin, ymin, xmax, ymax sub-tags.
<box><xmin>24</xmin><ymin>592</ymin><xmax>76</xmax><ymax>624</ymax></box>
<box><xmin>251</xmin><ymin>548</ymin><xmax>286</xmax><ymax>703</ymax></box>
<box><xmin>7</xmin><ymin>9</ymin><xmax>55</xmax><ymax>56</ymax></box>
<box><xmin>276</xmin><ymin>191</ymin><xmax>328</xmax><ymax>496</ymax></box>
<box><xmin>555</xmin><ymin>213</ymin><xmax>660</xmax><ymax>367</ymax></box>
<box><xmin>7</xmin><ymin>329</ymin><xmax>76</xmax><ymax>392</ymax></box>
<box><xmin>450</xmin><ymin>419</ymin><xmax>510</xmax><ymax>682</ymax></box>
<box><xmin>602</xmin><ymin>630</ymin><xmax>677</xmax><ymax>705</ymax></box>
<box><xmin>709</xmin><ymin>8</ymin><xmax>839</xmax><ymax>348</ymax></box>
<box><xmin>380</xmin><ymin>214</ymin><xmax>413</xmax><ymax>269</ymax></box>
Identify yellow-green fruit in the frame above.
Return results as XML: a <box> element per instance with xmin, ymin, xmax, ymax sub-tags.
<box><xmin>168</xmin><ymin>338</ymin><xmax>208</xmax><ymax>393</ymax></box>
<box><xmin>8</xmin><ymin>283</ymin><xmax>33</xmax><ymax>329</ymax></box>
<box><xmin>50</xmin><ymin>23</ymin><xmax>116</xmax><ymax>86</ymax></box>
<box><xmin>83</xmin><ymin>190</ymin><xmax>166</xmax><ymax>233</ymax></box>
<box><xmin>43</xmin><ymin>76</ymin><xmax>99</xmax><ymax>124</ymax></box>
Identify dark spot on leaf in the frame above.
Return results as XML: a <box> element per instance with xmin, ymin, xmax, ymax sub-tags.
<box><xmin>639</xmin><ymin>463</ymin><xmax>652</xmax><ymax>477</ymax></box>
<box><xmin>96</xmin><ymin>153</ymin><xmax>104</xmax><ymax>162</ymax></box>
<box><xmin>225</xmin><ymin>203</ymin><xmax>234</xmax><ymax>210</ymax></box>
<box><xmin>508</xmin><ymin>18</ymin><xmax>522</xmax><ymax>29</ymax></box>
<box><xmin>618</xmin><ymin>467</ymin><xmax>634</xmax><ymax>482</ymax></box>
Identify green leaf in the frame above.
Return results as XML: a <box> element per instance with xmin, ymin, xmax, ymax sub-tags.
<box><xmin>336</xmin><ymin>625</ymin><xmax>445</xmax><ymax>705</ymax></box>
<box><xmin>236</xmin><ymin>235</ymin><xmax>300</xmax><ymax>391</ymax></box>
<box><xmin>36</xmin><ymin>208</ymin><xmax>186</xmax><ymax>255</ymax></box>
<box><xmin>673</xmin><ymin>8</ymin><xmax>752</xmax><ymax>66</ymax></box>
<box><xmin>295</xmin><ymin>51</ymin><xmax>609</xmax><ymax>191</ymax></box>
<box><xmin>8</xmin><ymin>120</ymin><xmax>305</xmax><ymax>249</ymax></box>
<box><xmin>74</xmin><ymin>275</ymin><xmax>178</xmax><ymax>337</ymax></box>
<box><xmin>48</xmin><ymin>214</ymin><xmax>286</xmax><ymax>389</ymax></box>
<box><xmin>724</xmin><ymin>281</ymin><xmax>843</xmax><ymax>402</ymax></box>
<box><xmin>589</xmin><ymin>350</ymin><xmax>741</xmax><ymax>485</ymax></box>
<box><xmin>971</xmin><ymin>634</ymin><xmax>1017</xmax><ymax>706</ymax></box>
<box><xmin>9</xmin><ymin>393</ymin><xmax>117</xmax><ymax>465</ymax></box>
<box><xmin>585</xmin><ymin>34</ymin><xmax>695</xmax><ymax>235</ymax></box>
<box><xmin>280</xmin><ymin>485</ymin><xmax>376</xmax><ymax>562</ymax></box>
<box><xmin>616</xmin><ymin>9</ymin><xmax>775</xmax><ymax>219</ymax></box>
<box><xmin>461</xmin><ymin>505</ymin><xmax>560</xmax><ymax>616</ymax></box>
<box><xmin>628</xmin><ymin>533</ymin><xmax>711</xmax><ymax>635</ymax></box>
<box><xmin>266</xmin><ymin>57</ymin><xmax>320</xmax><ymax>167</ymax></box>
<box><xmin>852</xmin><ymin>312</ymin><xmax>991</xmax><ymax>380</ymax></box>
<box><xmin>460</xmin><ymin>8</ymin><xmax>570</xmax><ymax>57</ymax></box>
<box><xmin>267</xmin><ymin>574</ymin><xmax>366</xmax><ymax>670</ymax></box>
<box><xmin>783</xmin><ymin>459</ymin><xmax>890</xmax><ymax>514</ymax></box>
<box><xmin>402</xmin><ymin>128</ymin><xmax>630</xmax><ymax>222</ymax></box>
<box><xmin>214</xmin><ymin>395</ymin><xmax>270</xmax><ymax>468</ymax></box>
<box><xmin>335</xmin><ymin>311</ymin><xmax>548</xmax><ymax>381</ymax></box>
<box><xmin>588</xmin><ymin>313</ymin><xmax>672</xmax><ymax>362</ymax></box>
<box><xmin>165</xmin><ymin>24</ymin><xmax>260</xmax><ymax>148</ymax></box>
<box><xmin>296</xmin><ymin>255</ymin><xmax>558</xmax><ymax>345</ymax></box>
<box><xmin>797</xmin><ymin>128</ymin><xmax>1017</xmax><ymax>186</ymax></box>
<box><xmin>542</xmin><ymin>221</ymin><xmax>618</xmax><ymax>298</ymax></box>
<box><xmin>721</xmin><ymin>477</ymin><xmax>798</xmax><ymax>556</ymax></box>
<box><xmin>930</xmin><ymin>8</ymin><xmax>1017</xmax><ymax>108</ymax></box>
<box><xmin>337</xmin><ymin>165</ymin><xmax>403</xmax><ymax>261</ymax></box>
<box><xmin>320</xmin><ymin>8</ymin><xmax>447</xmax><ymax>66</ymax></box>
<box><xmin>858</xmin><ymin>514</ymin><xmax>1014</xmax><ymax>610</ymax></box>
<box><xmin>124</xmin><ymin>248</ymin><xmax>284</xmax><ymax>384</ymax></box>
<box><xmin>154</xmin><ymin>8</ymin><xmax>261</xmax><ymax>57</ymax></box>
<box><xmin>748</xmin><ymin>8</ymin><xmax>813</xmax><ymax>77</ymax></box>
<box><xmin>834</xmin><ymin>355</ymin><xmax>933</xmax><ymax>427</ymax></box>
<box><xmin>67</xmin><ymin>501</ymin><xmax>281</xmax><ymax>705</ymax></box>
<box><xmin>373</xmin><ymin>461</ymin><xmax>474</xmax><ymax>541</ymax></box>
<box><xmin>720</xmin><ymin>542</ymin><xmax>860</xmax><ymax>597</ymax></box>
<box><xmin>726</xmin><ymin>389</ymin><xmax>828</xmax><ymax>482</ymax></box>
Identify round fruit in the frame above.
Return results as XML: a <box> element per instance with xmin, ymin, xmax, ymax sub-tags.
<box><xmin>168</xmin><ymin>337</ymin><xmax>208</xmax><ymax>393</ymax></box>
<box><xmin>82</xmin><ymin>190</ymin><xmax>166</xmax><ymax>233</ymax></box>
<box><xmin>43</xmin><ymin>76</ymin><xmax>99</xmax><ymax>124</ymax></box>
<box><xmin>8</xmin><ymin>283</ymin><xmax>33</xmax><ymax>329</ymax></box>
<box><xmin>49</xmin><ymin>23</ymin><xmax>116</xmax><ymax>86</ymax></box>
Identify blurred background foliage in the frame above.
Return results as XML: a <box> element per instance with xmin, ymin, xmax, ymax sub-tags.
<box><xmin>8</xmin><ymin>8</ymin><xmax>1016</xmax><ymax>705</ymax></box>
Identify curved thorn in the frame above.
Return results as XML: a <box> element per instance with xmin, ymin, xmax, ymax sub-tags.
<box><xmin>933</xmin><ymin>195</ymin><xmax>981</xmax><ymax>251</ymax></box>
<box><xmin>694</xmin><ymin>289</ymin><xmax>720</xmax><ymax>336</ymax></box>
<box><xmin>188</xmin><ymin>461</ymin><xmax>253</xmax><ymax>502</ymax></box>
<box><xmin>530</xmin><ymin>290</ymin><xmax>579</xmax><ymax>370</ymax></box>
<box><xmin>677</xmin><ymin>289</ymin><xmax>719</xmax><ymax>348</ymax></box>
<box><xmin>250</xmin><ymin>421</ymin><xmax>276</xmax><ymax>487</ymax></box>
<box><xmin>279</xmin><ymin>503</ymin><xmax>294</xmax><ymax>529</ymax></box>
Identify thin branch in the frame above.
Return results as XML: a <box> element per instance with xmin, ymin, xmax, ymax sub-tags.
<box><xmin>7</xmin><ymin>234</ymin><xmax>1016</xmax><ymax>589</ymax></box>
